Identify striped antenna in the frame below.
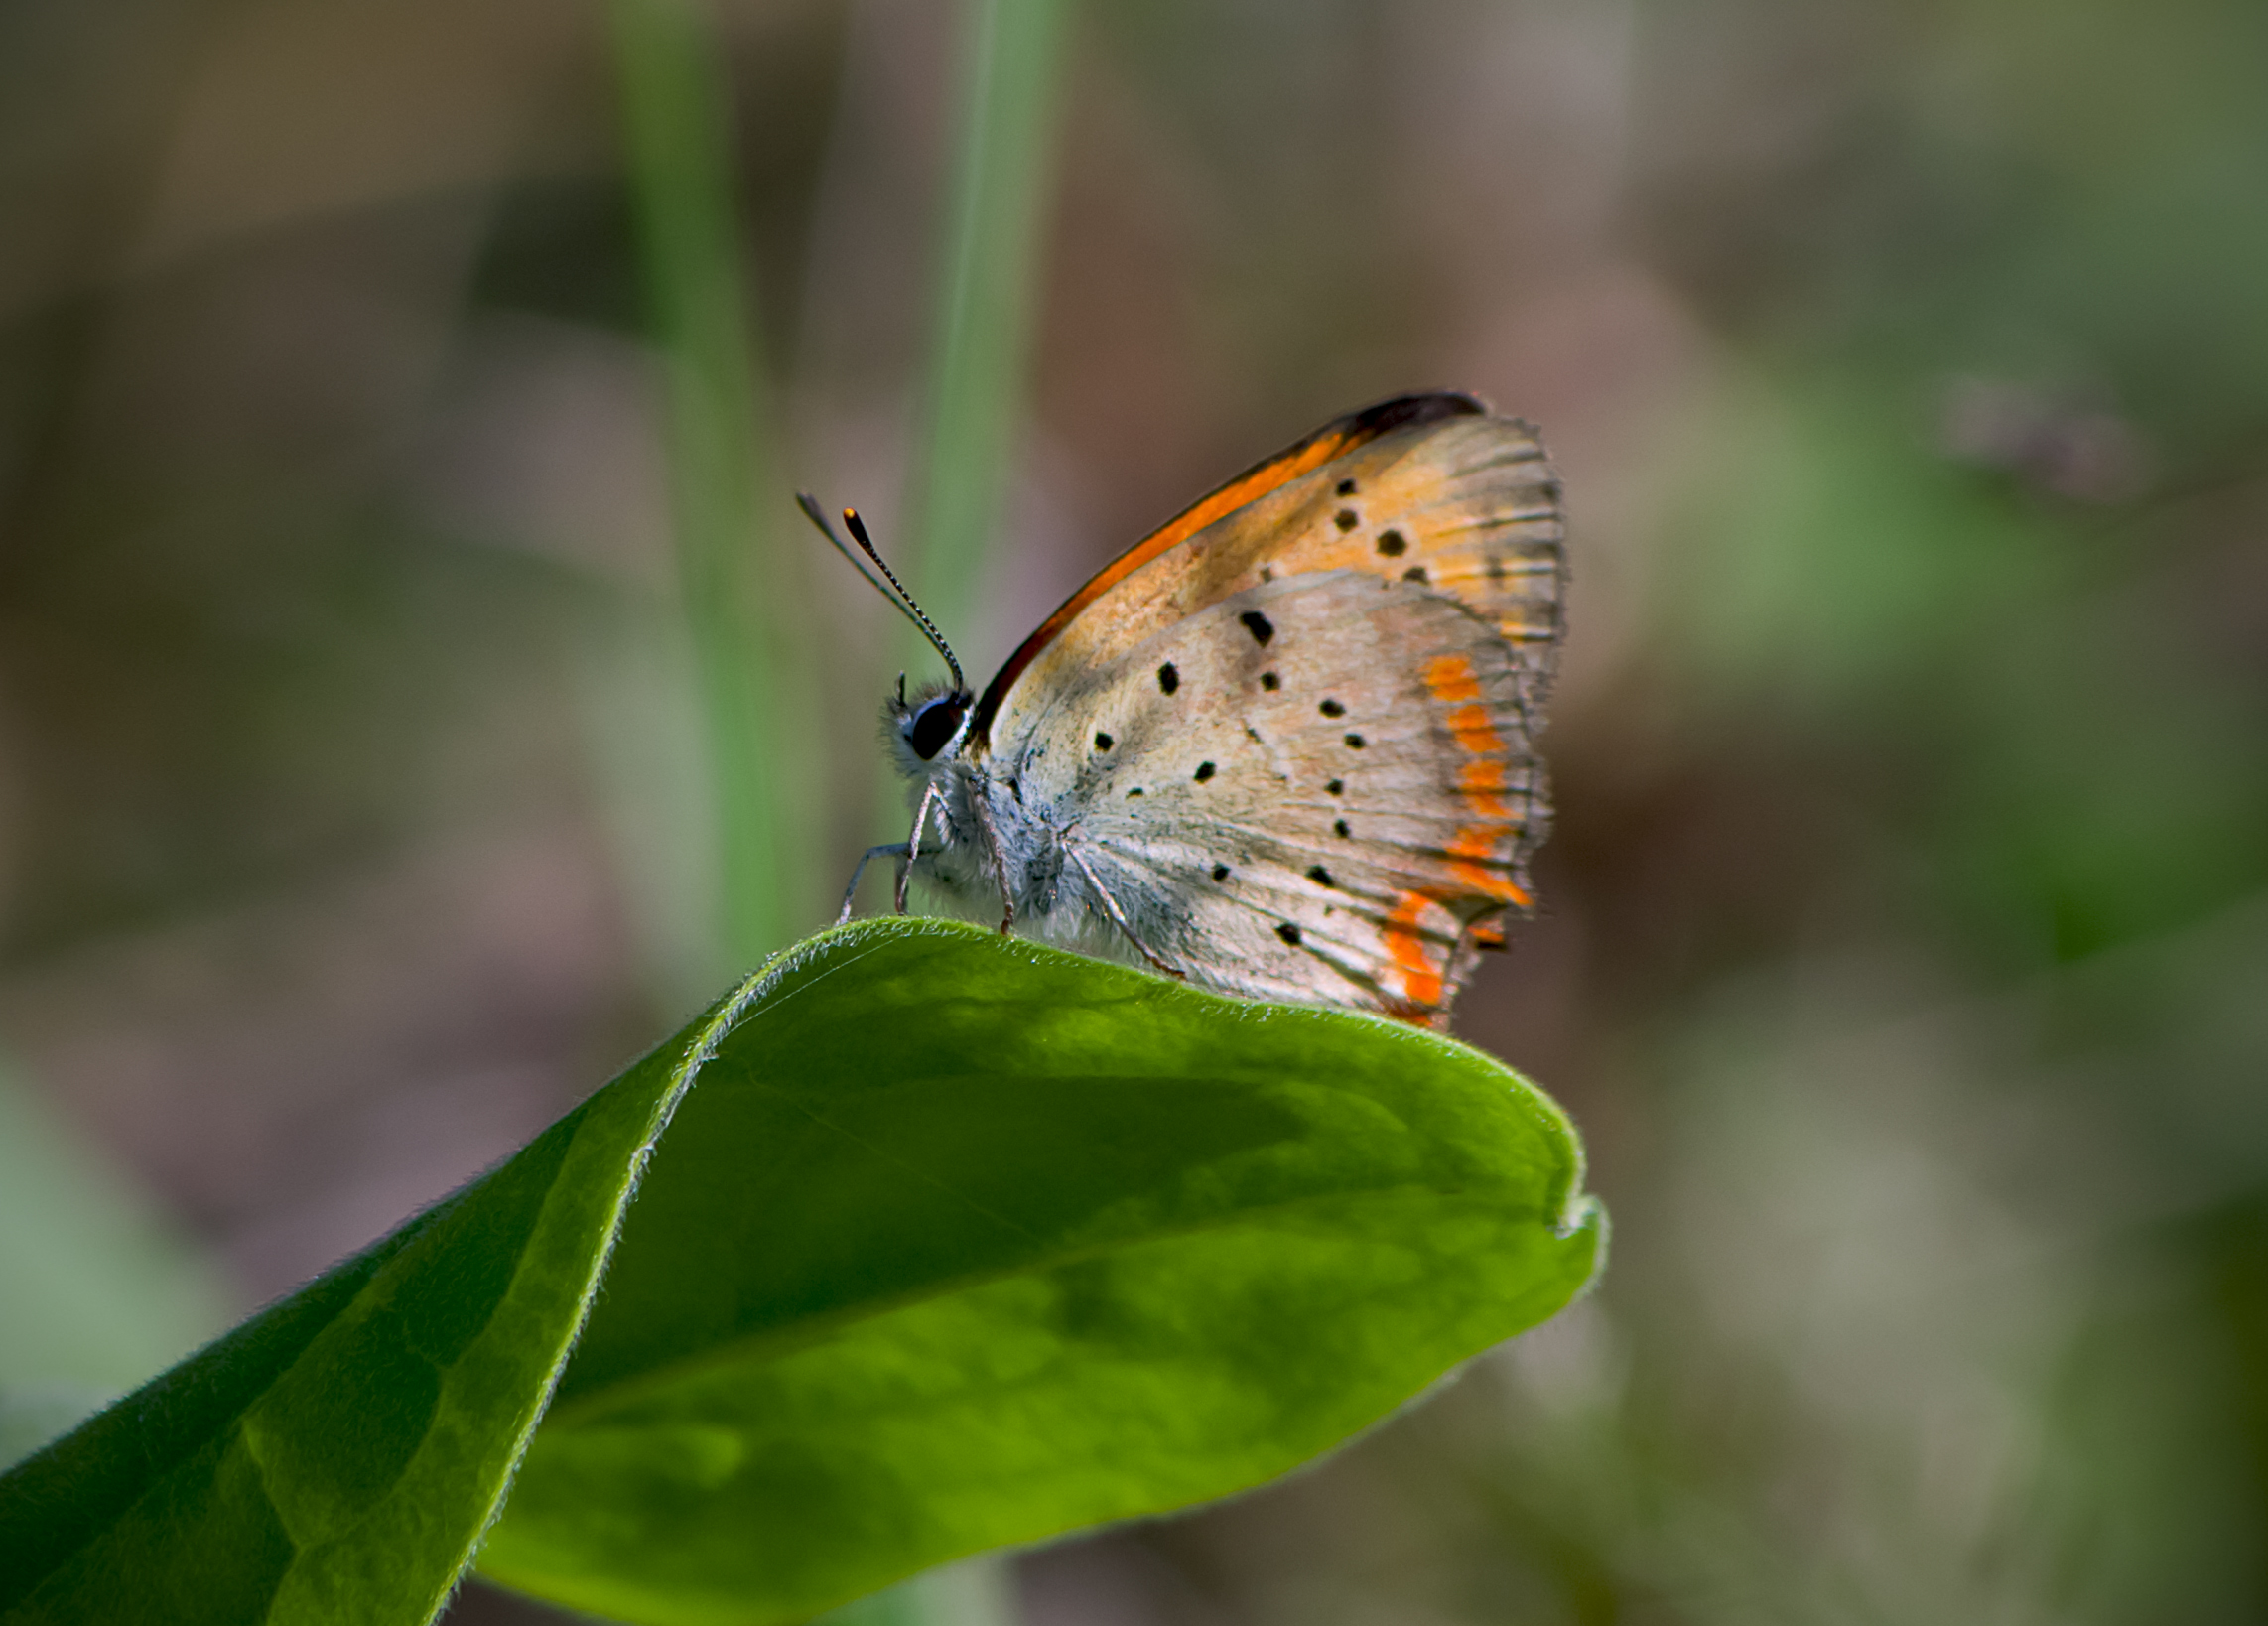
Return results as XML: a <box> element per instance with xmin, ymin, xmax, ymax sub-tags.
<box><xmin>795</xmin><ymin>493</ymin><xmax>966</xmax><ymax>693</ymax></box>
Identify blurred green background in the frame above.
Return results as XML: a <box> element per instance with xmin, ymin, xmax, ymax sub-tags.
<box><xmin>3</xmin><ymin>0</ymin><xmax>2265</xmax><ymax>1622</ymax></box>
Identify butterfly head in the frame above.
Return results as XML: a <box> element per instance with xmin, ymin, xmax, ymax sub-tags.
<box><xmin>885</xmin><ymin>677</ymin><xmax>974</xmax><ymax>773</ymax></box>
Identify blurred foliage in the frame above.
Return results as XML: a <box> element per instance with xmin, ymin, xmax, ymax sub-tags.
<box><xmin>0</xmin><ymin>1058</ymin><xmax>227</xmax><ymax>1464</ymax></box>
<box><xmin>0</xmin><ymin>0</ymin><xmax>2262</xmax><ymax>1622</ymax></box>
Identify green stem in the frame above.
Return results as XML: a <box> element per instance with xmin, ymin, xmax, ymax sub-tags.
<box><xmin>903</xmin><ymin>0</ymin><xmax>1077</xmax><ymax>649</ymax></box>
<box><xmin>612</xmin><ymin>0</ymin><xmax>820</xmax><ymax>970</ymax></box>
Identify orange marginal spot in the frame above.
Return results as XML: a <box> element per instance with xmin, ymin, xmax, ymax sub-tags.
<box><xmin>1422</xmin><ymin>653</ymin><xmax>1485</xmax><ymax>707</ymax></box>
<box><xmin>1449</xmin><ymin>863</ymin><xmax>1533</xmax><ymax>906</ymax></box>
<box><xmin>1455</xmin><ymin>758</ymin><xmax>1515</xmax><ymax>820</ymax></box>
<box><xmin>1443</xmin><ymin>703</ymin><xmax>1504</xmax><ymax>758</ymax></box>
<box><xmin>1469</xmin><ymin>916</ymin><xmax>1508</xmax><ymax>949</ymax></box>
<box><xmin>1382</xmin><ymin>999</ymin><xmax>1448</xmax><ymax>1031</ymax></box>
<box><xmin>1446</xmin><ymin>825</ymin><xmax>1533</xmax><ymax>905</ymax></box>
<box><xmin>973</xmin><ymin>392</ymin><xmax>1484</xmax><ymax>746</ymax></box>
<box><xmin>1445</xmin><ymin>826</ymin><xmax>1498</xmax><ymax>862</ymax></box>
<box><xmin>1383</xmin><ymin>890</ymin><xmax>1446</xmax><ymax>1011</ymax></box>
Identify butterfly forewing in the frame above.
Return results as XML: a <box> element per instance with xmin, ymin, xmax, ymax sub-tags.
<box><xmin>982</xmin><ymin>407</ymin><xmax>1563</xmax><ymax>762</ymax></box>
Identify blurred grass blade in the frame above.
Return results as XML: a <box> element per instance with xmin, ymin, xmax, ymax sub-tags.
<box><xmin>0</xmin><ymin>922</ymin><xmax>1602</xmax><ymax>1626</ymax></box>
<box><xmin>903</xmin><ymin>0</ymin><xmax>1075</xmax><ymax>645</ymax></box>
<box><xmin>612</xmin><ymin>0</ymin><xmax>819</xmax><ymax>967</ymax></box>
<box><xmin>0</xmin><ymin>1059</ymin><xmax>229</xmax><ymax>1471</ymax></box>
<box><xmin>0</xmin><ymin>1060</ymin><xmax>227</xmax><ymax>1405</ymax></box>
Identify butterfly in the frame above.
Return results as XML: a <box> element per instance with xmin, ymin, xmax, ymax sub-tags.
<box><xmin>803</xmin><ymin>390</ymin><xmax>1564</xmax><ymax>1029</ymax></box>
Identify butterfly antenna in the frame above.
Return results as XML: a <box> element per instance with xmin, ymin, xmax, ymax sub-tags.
<box><xmin>797</xmin><ymin>493</ymin><xmax>966</xmax><ymax>692</ymax></box>
<box><xmin>797</xmin><ymin>490</ymin><xmax>895</xmax><ymax>603</ymax></box>
<box><xmin>844</xmin><ymin>509</ymin><xmax>965</xmax><ymax>692</ymax></box>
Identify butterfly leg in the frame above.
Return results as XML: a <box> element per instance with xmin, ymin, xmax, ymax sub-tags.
<box><xmin>896</xmin><ymin>782</ymin><xmax>942</xmax><ymax>914</ymax></box>
<box><xmin>968</xmin><ymin>792</ymin><xmax>1017</xmax><ymax>932</ymax></box>
<box><xmin>1066</xmin><ymin>846</ymin><xmax>1185</xmax><ymax>980</ymax></box>
<box><xmin>838</xmin><ymin>843</ymin><xmax>912</xmax><ymax>925</ymax></box>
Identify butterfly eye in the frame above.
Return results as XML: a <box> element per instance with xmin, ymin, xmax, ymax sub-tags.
<box><xmin>906</xmin><ymin>694</ymin><xmax>967</xmax><ymax>760</ymax></box>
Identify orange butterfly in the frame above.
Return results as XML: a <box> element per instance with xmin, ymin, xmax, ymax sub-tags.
<box><xmin>811</xmin><ymin>391</ymin><xmax>1564</xmax><ymax>1028</ymax></box>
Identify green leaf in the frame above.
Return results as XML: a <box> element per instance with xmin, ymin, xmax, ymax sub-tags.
<box><xmin>0</xmin><ymin>921</ymin><xmax>1602</xmax><ymax>1626</ymax></box>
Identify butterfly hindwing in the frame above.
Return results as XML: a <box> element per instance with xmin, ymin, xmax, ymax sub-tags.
<box><xmin>1006</xmin><ymin>569</ymin><xmax>1550</xmax><ymax>1026</ymax></box>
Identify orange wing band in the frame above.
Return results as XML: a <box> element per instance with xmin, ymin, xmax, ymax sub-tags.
<box><xmin>1383</xmin><ymin>890</ymin><xmax>1449</xmax><ymax>1011</ymax></box>
<box><xmin>1423</xmin><ymin>652</ymin><xmax>1534</xmax><ymax>909</ymax></box>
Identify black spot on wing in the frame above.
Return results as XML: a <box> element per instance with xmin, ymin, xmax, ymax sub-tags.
<box><xmin>1276</xmin><ymin>922</ymin><xmax>1303</xmax><ymax>946</ymax></box>
<box><xmin>1401</xmin><ymin>565</ymin><xmax>1428</xmax><ymax>584</ymax></box>
<box><xmin>1344</xmin><ymin>733</ymin><xmax>1366</xmax><ymax>749</ymax></box>
<box><xmin>1240</xmin><ymin>610</ymin><xmax>1275</xmax><ymax>645</ymax></box>
<box><xmin>1327</xmin><ymin>778</ymin><xmax>1344</xmax><ymax>795</ymax></box>
<box><xmin>1260</xmin><ymin>671</ymin><xmax>1280</xmax><ymax>691</ymax></box>
<box><xmin>1307</xmin><ymin>865</ymin><xmax>1333</xmax><ymax>887</ymax></box>
<box><xmin>1158</xmin><ymin>662</ymin><xmax>1179</xmax><ymax>695</ymax></box>
<box><xmin>1334</xmin><ymin>508</ymin><xmax>1358</xmax><ymax>531</ymax></box>
<box><xmin>1376</xmin><ymin>529</ymin><xmax>1406</xmax><ymax>557</ymax></box>
<box><xmin>1212</xmin><ymin>864</ymin><xmax>1230</xmax><ymax>881</ymax></box>
<box><xmin>1319</xmin><ymin>699</ymin><xmax>1345</xmax><ymax>718</ymax></box>
<box><xmin>1193</xmin><ymin>761</ymin><xmax>1216</xmax><ymax>782</ymax></box>
<box><xmin>1094</xmin><ymin>731</ymin><xmax>1113</xmax><ymax>751</ymax></box>
<box><xmin>1333</xmin><ymin>818</ymin><xmax>1350</xmax><ymax>838</ymax></box>
<box><xmin>1336</xmin><ymin>477</ymin><xmax>1357</xmax><ymax>496</ymax></box>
